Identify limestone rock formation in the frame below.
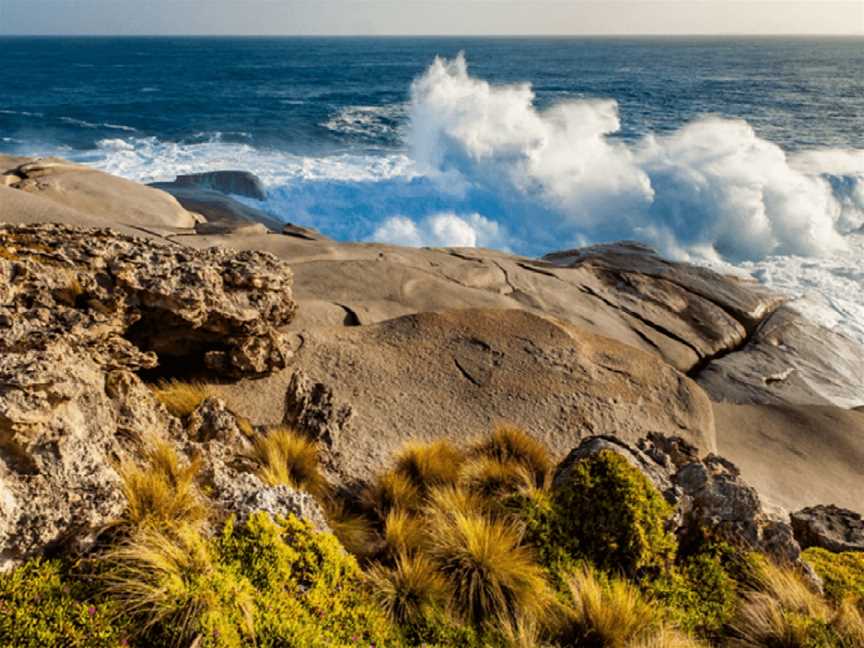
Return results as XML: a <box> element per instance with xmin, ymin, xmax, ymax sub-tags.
<box><xmin>0</xmin><ymin>224</ymin><xmax>299</xmax><ymax>563</ymax></box>
<box><xmin>0</xmin><ymin>223</ymin><xmax>296</xmax><ymax>377</ymax></box>
<box><xmin>791</xmin><ymin>505</ymin><xmax>864</xmax><ymax>552</ymax></box>
<box><xmin>211</xmin><ymin>308</ymin><xmax>716</xmax><ymax>483</ymax></box>
<box><xmin>1</xmin><ymin>156</ymin><xmax>199</xmax><ymax>230</ymax></box>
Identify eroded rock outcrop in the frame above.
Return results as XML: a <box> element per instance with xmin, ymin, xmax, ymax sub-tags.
<box><xmin>0</xmin><ymin>223</ymin><xmax>296</xmax><ymax>376</ymax></box>
<box><xmin>791</xmin><ymin>505</ymin><xmax>864</xmax><ymax>552</ymax></box>
<box><xmin>558</xmin><ymin>433</ymin><xmax>802</xmax><ymax>563</ymax></box>
<box><xmin>0</xmin><ymin>224</ymin><xmax>298</xmax><ymax>563</ymax></box>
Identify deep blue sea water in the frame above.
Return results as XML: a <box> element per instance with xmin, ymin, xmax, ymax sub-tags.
<box><xmin>2</xmin><ymin>37</ymin><xmax>864</xmax><ymax>345</ymax></box>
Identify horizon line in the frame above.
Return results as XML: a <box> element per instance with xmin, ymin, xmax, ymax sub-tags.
<box><xmin>1</xmin><ymin>32</ymin><xmax>862</xmax><ymax>38</ymax></box>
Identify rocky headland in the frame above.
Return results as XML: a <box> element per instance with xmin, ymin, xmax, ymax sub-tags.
<box><xmin>1</xmin><ymin>155</ymin><xmax>863</xmax><ymax>647</ymax></box>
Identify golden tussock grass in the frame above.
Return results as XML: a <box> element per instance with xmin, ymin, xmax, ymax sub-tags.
<box><xmin>102</xmin><ymin>525</ymin><xmax>254</xmax><ymax>646</ymax></box>
<box><xmin>151</xmin><ymin>380</ymin><xmax>210</xmax><ymax>419</ymax></box>
<box><xmin>324</xmin><ymin>499</ymin><xmax>380</xmax><ymax>559</ymax></box>
<box><xmin>249</xmin><ymin>425</ymin><xmax>327</xmax><ymax>497</ymax></box>
<box><xmin>469</xmin><ymin>424</ymin><xmax>551</xmax><ymax>489</ymax></box>
<box><xmin>393</xmin><ymin>439</ymin><xmax>465</xmax><ymax>492</ymax></box>
<box><xmin>362</xmin><ymin>470</ymin><xmax>423</xmax><ymax>519</ymax></box>
<box><xmin>729</xmin><ymin>558</ymin><xmax>864</xmax><ymax>647</ymax></box>
<box><xmin>459</xmin><ymin>456</ymin><xmax>538</xmax><ymax>499</ymax></box>
<box><xmin>367</xmin><ymin>552</ymin><xmax>446</xmax><ymax>626</ymax></box>
<box><xmin>427</xmin><ymin>510</ymin><xmax>552</xmax><ymax>632</ymax></box>
<box><xmin>382</xmin><ymin>509</ymin><xmax>427</xmax><ymax>558</ymax></box>
<box><xmin>117</xmin><ymin>440</ymin><xmax>208</xmax><ymax>530</ymax></box>
<box><xmin>558</xmin><ymin>564</ymin><xmax>661</xmax><ymax>646</ymax></box>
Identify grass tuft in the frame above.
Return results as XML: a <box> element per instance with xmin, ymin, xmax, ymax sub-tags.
<box><xmin>393</xmin><ymin>439</ymin><xmax>465</xmax><ymax>493</ymax></box>
<box><xmin>558</xmin><ymin>564</ymin><xmax>660</xmax><ymax>646</ymax></box>
<box><xmin>362</xmin><ymin>470</ymin><xmax>423</xmax><ymax>519</ymax></box>
<box><xmin>249</xmin><ymin>425</ymin><xmax>327</xmax><ymax>497</ymax></box>
<box><xmin>102</xmin><ymin>525</ymin><xmax>255</xmax><ymax>646</ymax></box>
<box><xmin>469</xmin><ymin>424</ymin><xmax>551</xmax><ymax>489</ymax></box>
<box><xmin>150</xmin><ymin>380</ymin><xmax>210</xmax><ymax>419</ymax></box>
<box><xmin>427</xmin><ymin>510</ymin><xmax>551</xmax><ymax>632</ymax></box>
<box><xmin>460</xmin><ymin>456</ymin><xmax>538</xmax><ymax>499</ymax></box>
<box><xmin>382</xmin><ymin>509</ymin><xmax>427</xmax><ymax>558</ymax></box>
<box><xmin>368</xmin><ymin>553</ymin><xmax>446</xmax><ymax>626</ymax></box>
<box><xmin>117</xmin><ymin>440</ymin><xmax>208</xmax><ymax>531</ymax></box>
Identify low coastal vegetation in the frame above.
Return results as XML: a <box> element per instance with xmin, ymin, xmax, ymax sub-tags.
<box><xmin>1</xmin><ymin>419</ymin><xmax>863</xmax><ymax>647</ymax></box>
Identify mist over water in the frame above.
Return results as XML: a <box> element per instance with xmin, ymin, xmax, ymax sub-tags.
<box><xmin>3</xmin><ymin>37</ymin><xmax>864</xmax><ymax>344</ymax></box>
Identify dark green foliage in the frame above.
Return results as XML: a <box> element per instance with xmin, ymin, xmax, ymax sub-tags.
<box><xmin>0</xmin><ymin>559</ymin><xmax>129</xmax><ymax>648</ymax></box>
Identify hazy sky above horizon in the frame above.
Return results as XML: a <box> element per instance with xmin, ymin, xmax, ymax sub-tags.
<box><xmin>0</xmin><ymin>0</ymin><xmax>862</xmax><ymax>36</ymax></box>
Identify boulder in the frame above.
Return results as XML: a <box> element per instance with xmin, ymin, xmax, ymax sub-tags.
<box><xmin>4</xmin><ymin>158</ymin><xmax>199</xmax><ymax>229</ymax></box>
<box><xmin>560</xmin><ymin>434</ymin><xmax>802</xmax><ymax>563</ymax></box>
<box><xmin>0</xmin><ymin>223</ymin><xmax>296</xmax><ymax>378</ymax></box>
<box><xmin>209</xmin><ymin>309</ymin><xmax>716</xmax><ymax>483</ymax></box>
<box><xmin>170</xmin><ymin>170</ymin><xmax>267</xmax><ymax>201</ymax></box>
<box><xmin>791</xmin><ymin>505</ymin><xmax>864</xmax><ymax>552</ymax></box>
<box><xmin>151</xmin><ymin>185</ymin><xmax>282</xmax><ymax>231</ymax></box>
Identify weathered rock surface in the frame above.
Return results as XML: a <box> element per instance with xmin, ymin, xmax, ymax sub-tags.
<box><xmin>0</xmin><ymin>224</ymin><xmax>300</xmax><ymax>563</ymax></box>
<box><xmin>151</xmin><ymin>184</ymin><xmax>282</xmax><ymax>232</ymax></box>
<box><xmin>558</xmin><ymin>434</ymin><xmax>802</xmax><ymax>563</ymax></box>
<box><xmin>0</xmin><ymin>223</ymin><xmax>296</xmax><ymax>377</ymax></box>
<box><xmin>168</xmin><ymin>170</ymin><xmax>268</xmax><ymax>201</ymax></box>
<box><xmin>791</xmin><ymin>505</ymin><xmax>864</xmax><ymax>552</ymax></box>
<box><xmin>1</xmin><ymin>156</ymin><xmax>199</xmax><ymax>230</ymax></box>
<box><xmin>698</xmin><ymin>305</ymin><xmax>864</xmax><ymax>408</ymax></box>
<box><xmin>713</xmin><ymin>402</ymin><xmax>864</xmax><ymax>514</ymax></box>
<box><xmin>210</xmin><ymin>308</ymin><xmax>716</xmax><ymax>483</ymax></box>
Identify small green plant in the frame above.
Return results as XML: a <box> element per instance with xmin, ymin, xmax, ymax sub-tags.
<box><xmin>151</xmin><ymin>380</ymin><xmax>210</xmax><ymax>418</ymax></box>
<box><xmin>548</xmin><ymin>449</ymin><xmax>677</xmax><ymax>576</ymax></box>
<box><xmin>249</xmin><ymin>425</ymin><xmax>327</xmax><ymax>497</ymax></box>
<box><xmin>117</xmin><ymin>439</ymin><xmax>208</xmax><ymax>531</ymax></box>
<box><xmin>803</xmin><ymin>548</ymin><xmax>864</xmax><ymax>606</ymax></box>
<box><xmin>0</xmin><ymin>559</ymin><xmax>128</xmax><ymax>648</ymax></box>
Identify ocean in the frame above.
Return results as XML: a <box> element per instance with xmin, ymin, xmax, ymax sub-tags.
<box><xmin>2</xmin><ymin>36</ymin><xmax>864</xmax><ymax>344</ymax></box>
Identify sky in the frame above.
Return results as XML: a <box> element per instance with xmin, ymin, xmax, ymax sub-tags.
<box><xmin>0</xmin><ymin>0</ymin><xmax>862</xmax><ymax>36</ymax></box>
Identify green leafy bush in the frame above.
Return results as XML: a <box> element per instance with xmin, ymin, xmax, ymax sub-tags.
<box><xmin>646</xmin><ymin>544</ymin><xmax>740</xmax><ymax>640</ymax></box>
<box><xmin>217</xmin><ymin>512</ymin><xmax>401</xmax><ymax>647</ymax></box>
<box><xmin>0</xmin><ymin>559</ymin><xmax>129</xmax><ymax>648</ymax></box>
<box><xmin>803</xmin><ymin>548</ymin><xmax>864</xmax><ymax>605</ymax></box>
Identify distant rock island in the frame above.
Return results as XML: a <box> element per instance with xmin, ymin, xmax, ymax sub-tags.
<box><xmin>1</xmin><ymin>155</ymin><xmax>863</xmax><ymax>647</ymax></box>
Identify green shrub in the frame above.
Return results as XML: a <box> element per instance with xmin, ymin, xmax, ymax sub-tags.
<box><xmin>646</xmin><ymin>544</ymin><xmax>740</xmax><ymax>640</ymax></box>
<box><xmin>517</xmin><ymin>450</ymin><xmax>677</xmax><ymax>578</ymax></box>
<box><xmin>0</xmin><ymin>559</ymin><xmax>129</xmax><ymax>648</ymax></box>
<box><xmin>803</xmin><ymin>548</ymin><xmax>864</xmax><ymax>606</ymax></box>
<box><xmin>217</xmin><ymin>512</ymin><xmax>401</xmax><ymax>647</ymax></box>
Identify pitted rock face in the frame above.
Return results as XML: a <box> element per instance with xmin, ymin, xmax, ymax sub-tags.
<box><xmin>0</xmin><ymin>223</ymin><xmax>296</xmax><ymax>377</ymax></box>
<box><xmin>0</xmin><ymin>224</ymin><xmax>297</xmax><ymax>565</ymax></box>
